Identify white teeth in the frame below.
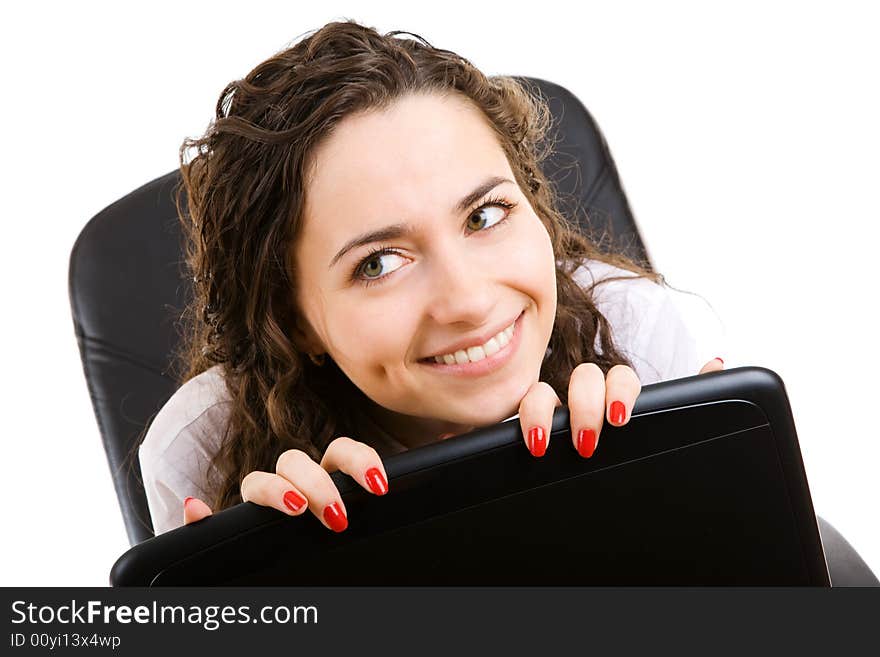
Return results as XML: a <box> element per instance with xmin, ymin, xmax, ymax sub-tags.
<box><xmin>431</xmin><ymin>320</ymin><xmax>516</xmax><ymax>365</ymax></box>
<box><xmin>455</xmin><ymin>347</ymin><xmax>486</xmax><ymax>365</ymax></box>
<box><xmin>483</xmin><ymin>336</ymin><xmax>501</xmax><ymax>357</ymax></box>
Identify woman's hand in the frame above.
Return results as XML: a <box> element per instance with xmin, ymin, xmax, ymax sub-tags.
<box><xmin>699</xmin><ymin>357</ymin><xmax>724</xmax><ymax>374</ymax></box>
<box><xmin>516</xmin><ymin>357</ymin><xmax>725</xmax><ymax>459</ymax></box>
<box><xmin>182</xmin><ymin>437</ymin><xmax>389</xmax><ymax>532</ymax></box>
<box><xmin>183</xmin><ymin>496</ymin><xmax>213</xmax><ymax>525</ymax></box>
<box><xmin>517</xmin><ymin>363</ymin><xmax>642</xmax><ymax>459</ymax></box>
<box><xmin>182</xmin><ymin>359</ymin><xmax>724</xmax><ymax>527</ymax></box>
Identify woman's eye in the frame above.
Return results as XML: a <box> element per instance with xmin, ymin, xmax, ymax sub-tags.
<box><xmin>359</xmin><ymin>251</ymin><xmax>407</xmax><ymax>281</ymax></box>
<box><xmin>466</xmin><ymin>205</ymin><xmax>507</xmax><ymax>232</ymax></box>
<box><xmin>353</xmin><ymin>199</ymin><xmax>514</xmax><ymax>287</ymax></box>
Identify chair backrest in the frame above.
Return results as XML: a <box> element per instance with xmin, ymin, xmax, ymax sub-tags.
<box><xmin>68</xmin><ymin>76</ymin><xmax>653</xmax><ymax>546</ymax></box>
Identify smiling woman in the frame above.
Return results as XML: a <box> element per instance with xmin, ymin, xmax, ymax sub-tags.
<box><xmin>136</xmin><ymin>19</ymin><xmax>727</xmax><ymax>536</ymax></box>
<box><xmin>292</xmin><ymin>91</ymin><xmax>559</xmax><ymax>441</ymax></box>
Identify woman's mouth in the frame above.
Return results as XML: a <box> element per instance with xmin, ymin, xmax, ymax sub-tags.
<box><xmin>418</xmin><ymin>309</ymin><xmax>525</xmax><ymax>378</ymax></box>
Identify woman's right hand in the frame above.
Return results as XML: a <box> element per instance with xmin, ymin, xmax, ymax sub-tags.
<box><xmin>182</xmin><ymin>437</ymin><xmax>389</xmax><ymax>532</ymax></box>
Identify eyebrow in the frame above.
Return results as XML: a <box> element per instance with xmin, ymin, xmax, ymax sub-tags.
<box><xmin>328</xmin><ymin>175</ymin><xmax>515</xmax><ymax>269</ymax></box>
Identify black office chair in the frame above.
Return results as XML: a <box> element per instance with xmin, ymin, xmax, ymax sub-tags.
<box><xmin>68</xmin><ymin>76</ymin><xmax>878</xmax><ymax>585</ymax></box>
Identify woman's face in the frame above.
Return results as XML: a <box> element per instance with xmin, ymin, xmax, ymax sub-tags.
<box><xmin>293</xmin><ymin>92</ymin><xmax>557</xmax><ymax>440</ymax></box>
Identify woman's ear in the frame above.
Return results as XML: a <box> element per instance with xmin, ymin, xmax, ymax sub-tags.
<box><xmin>289</xmin><ymin>314</ymin><xmax>325</xmax><ymax>358</ymax></box>
<box><xmin>287</xmin><ymin>268</ymin><xmax>325</xmax><ymax>357</ymax></box>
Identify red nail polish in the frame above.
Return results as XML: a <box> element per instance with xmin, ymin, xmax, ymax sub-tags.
<box><xmin>610</xmin><ymin>400</ymin><xmax>626</xmax><ymax>425</ymax></box>
<box><xmin>528</xmin><ymin>426</ymin><xmax>547</xmax><ymax>457</ymax></box>
<box><xmin>183</xmin><ymin>496</ymin><xmax>194</xmax><ymax>507</ymax></box>
<box><xmin>577</xmin><ymin>428</ymin><xmax>598</xmax><ymax>458</ymax></box>
<box><xmin>365</xmin><ymin>467</ymin><xmax>388</xmax><ymax>495</ymax></box>
<box><xmin>283</xmin><ymin>490</ymin><xmax>306</xmax><ymax>513</ymax></box>
<box><xmin>715</xmin><ymin>357</ymin><xmax>724</xmax><ymax>365</ymax></box>
<box><xmin>323</xmin><ymin>502</ymin><xmax>348</xmax><ymax>532</ymax></box>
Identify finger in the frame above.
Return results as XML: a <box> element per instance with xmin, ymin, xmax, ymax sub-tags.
<box><xmin>274</xmin><ymin>449</ymin><xmax>349</xmax><ymax>532</ymax></box>
<box><xmin>320</xmin><ymin>436</ymin><xmax>389</xmax><ymax>496</ymax></box>
<box><xmin>699</xmin><ymin>357</ymin><xmax>724</xmax><ymax>374</ymax></box>
<box><xmin>567</xmin><ymin>362</ymin><xmax>606</xmax><ymax>458</ymax></box>
<box><xmin>605</xmin><ymin>364</ymin><xmax>642</xmax><ymax>427</ymax></box>
<box><xmin>183</xmin><ymin>496</ymin><xmax>213</xmax><ymax>525</ymax></box>
<box><xmin>518</xmin><ymin>381</ymin><xmax>561</xmax><ymax>457</ymax></box>
<box><xmin>240</xmin><ymin>469</ymin><xmax>310</xmax><ymax>519</ymax></box>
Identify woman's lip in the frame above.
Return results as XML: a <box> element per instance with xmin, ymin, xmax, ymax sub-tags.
<box><xmin>417</xmin><ymin>309</ymin><xmax>525</xmax><ymax>377</ymax></box>
<box><xmin>419</xmin><ymin>309</ymin><xmax>525</xmax><ymax>363</ymax></box>
<box><xmin>420</xmin><ymin>310</ymin><xmax>523</xmax><ymax>362</ymax></box>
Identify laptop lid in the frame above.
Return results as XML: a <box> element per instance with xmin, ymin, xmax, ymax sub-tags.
<box><xmin>111</xmin><ymin>366</ymin><xmax>830</xmax><ymax>586</ymax></box>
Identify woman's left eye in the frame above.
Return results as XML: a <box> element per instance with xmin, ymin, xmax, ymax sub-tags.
<box><xmin>466</xmin><ymin>201</ymin><xmax>513</xmax><ymax>233</ymax></box>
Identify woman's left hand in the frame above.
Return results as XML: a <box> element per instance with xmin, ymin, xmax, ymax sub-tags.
<box><xmin>698</xmin><ymin>357</ymin><xmax>724</xmax><ymax>374</ymax></box>
<box><xmin>517</xmin><ymin>363</ymin><xmax>641</xmax><ymax>459</ymax></box>
<box><xmin>517</xmin><ymin>357</ymin><xmax>725</xmax><ymax>459</ymax></box>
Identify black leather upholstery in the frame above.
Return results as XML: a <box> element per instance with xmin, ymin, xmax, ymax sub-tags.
<box><xmin>68</xmin><ymin>76</ymin><xmax>878</xmax><ymax>586</ymax></box>
<box><xmin>69</xmin><ymin>171</ymin><xmax>191</xmax><ymax>545</ymax></box>
<box><xmin>818</xmin><ymin>518</ymin><xmax>879</xmax><ymax>586</ymax></box>
<box><xmin>513</xmin><ymin>77</ymin><xmax>652</xmax><ymax>266</ymax></box>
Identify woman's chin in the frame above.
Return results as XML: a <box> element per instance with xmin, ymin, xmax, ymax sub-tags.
<box><xmin>441</xmin><ymin>403</ymin><xmax>521</xmax><ymax>431</ymax></box>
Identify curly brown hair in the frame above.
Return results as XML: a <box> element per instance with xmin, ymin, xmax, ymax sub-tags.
<box><xmin>168</xmin><ymin>19</ymin><xmax>664</xmax><ymax>513</ymax></box>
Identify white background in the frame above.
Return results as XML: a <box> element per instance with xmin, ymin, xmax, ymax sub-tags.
<box><xmin>2</xmin><ymin>1</ymin><xmax>877</xmax><ymax>585</ymax></box>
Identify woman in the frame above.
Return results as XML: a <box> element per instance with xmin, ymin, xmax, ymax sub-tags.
<box><xmin>138</xmin><ymin>19</ymin><xmax>726</xmax><ymax>536</ymax></box>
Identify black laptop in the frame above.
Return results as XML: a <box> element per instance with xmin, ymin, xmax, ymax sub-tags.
<box><xmin>111</xmin><ymin>366</ymin><xmax>831</xmax><ymax>586</ymax></box>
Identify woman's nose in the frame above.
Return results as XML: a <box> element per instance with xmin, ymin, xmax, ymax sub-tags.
<box><xmin>423</xmin><ymin>251</ymin><xmax>495</xmax><ymax>326</ymax></box>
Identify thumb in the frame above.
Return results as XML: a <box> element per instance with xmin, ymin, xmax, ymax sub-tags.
<box><xmin>183</xmin><ymin>496</ymin><xmax>213</xmax><ymax>525</ymax></box>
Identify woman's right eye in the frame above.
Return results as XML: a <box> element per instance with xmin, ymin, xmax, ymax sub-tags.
<box><xmin>354</xmin><ymin>249</ymin><xmax>408</xmax><ymax>286</ymax></box>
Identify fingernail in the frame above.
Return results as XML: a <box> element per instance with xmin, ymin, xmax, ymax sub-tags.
<box><xmin>610</xmin><ymin>400</ymin><xmax>626</xmax><ymax>425</ymax></box>
<box><xmin>527</xmin><ymin>426</ymin><xmax>547</xmax><ymax>457</ymax></box>
<box><xmin>183</xmin><ymin>496</ymin><xmax>194</xmax><ymax>507</ymax></box>
<box><xmin>577</xmin><ymin>428</ymin><xmax>598</xmax><ymax>458</ymax></box>
<box><xmin>283</xmin><ymin>490</ymin><xmax>306</xmax><ymax>513</ymax></box>
<box><xmin>323</xmin><ymin>502</ymin><xmax>348</xmax><ymax>532</ymax></box>
<box><xmin>715</xmin><ymin>357</ymin><xmax>724</xmax><ymax>365</ymax></box>
<box><xmin>365</xmin><ymin>467</ymin><xmax>388</xmax><ymax>495</ymax></box>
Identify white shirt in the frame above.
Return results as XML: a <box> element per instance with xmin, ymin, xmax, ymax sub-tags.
<box><xmin>139</xmin><ymin>259</ymin><xmax>729</xmax><ymax>535</ymax></box>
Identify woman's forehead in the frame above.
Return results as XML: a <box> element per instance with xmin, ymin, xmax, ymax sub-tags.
<box><xmin>301</xmin><ymin>94</ymin><xmax>513</xmax><ymax>242</ymax></box>
<box><xmin>307</xmin><ymin>93</ymin><xmax>507</xmax><ymax>194</ymax></box>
